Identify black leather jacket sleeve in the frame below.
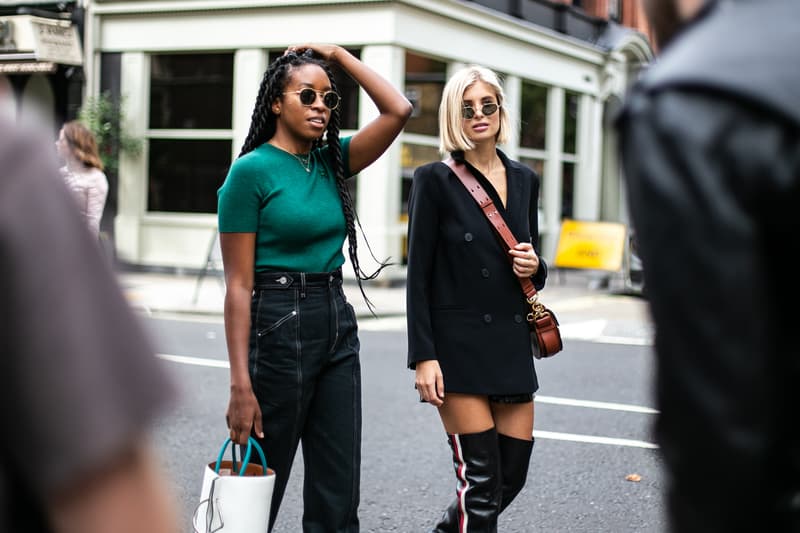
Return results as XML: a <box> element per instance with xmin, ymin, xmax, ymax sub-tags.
<box><xmin>619</xmin><ymin>88</ymin><xmax>800</xmax><ymax>532</ymax></box>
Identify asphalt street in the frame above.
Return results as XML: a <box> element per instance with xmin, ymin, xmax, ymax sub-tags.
<box><xmin>143</xmin><ymin>311</ymin><xmax>665</xmax><ymax>533</ymax></box>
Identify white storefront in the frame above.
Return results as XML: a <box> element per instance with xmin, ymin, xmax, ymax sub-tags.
<box><xmin>86</xmin><ymin>0</ymin><xmax>652</xmax><ymax>278</ymax></box>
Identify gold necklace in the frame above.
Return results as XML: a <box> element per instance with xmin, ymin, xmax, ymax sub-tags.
<box><xmin>270</xmin><ymin>142</ymin><xmax>313</xmax><ymax>173</ymax></box>
<box><xmin>291</xmin><ymin>152</ymin><xmax>312</xmax><ymax>173</ymax></box>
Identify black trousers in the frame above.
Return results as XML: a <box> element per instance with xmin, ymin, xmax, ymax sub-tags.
<box><xmin>249</xmin><ymin>269</ymin><xmax>361</xmax><ymax>533</ymax></box>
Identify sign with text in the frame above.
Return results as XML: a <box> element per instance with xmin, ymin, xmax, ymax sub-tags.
<box><xmin>31</xmin><ymin>19</ymin><xmax>82</xmax><ymax>65</ymax></box>
<box><xmin>554</xmin><ymin>219</ymin><xmax>626</xmax><ymax>272</ymax></box>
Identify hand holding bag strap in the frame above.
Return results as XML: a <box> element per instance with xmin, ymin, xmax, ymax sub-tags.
<box><xmin>215</xmin><ymin>437</ymin><xmax>269</xmax><ymax>476</ymax></box>
<box><xmin>443</xmin><ymin>158</ymin><xmax>538</xmax><ymax>300</ymax></box>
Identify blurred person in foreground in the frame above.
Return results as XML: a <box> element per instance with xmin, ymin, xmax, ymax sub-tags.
<box><xmin>0</xmin><ymin>109</ymin><xmax>179</xmax><ymax>532</ymax></box>
<box><xmin>616</xmin><ymin>0</ymin><xmax>800</xmax><ymax>531</ymax></box>
<box><xmin>55</xmin><ymin>120</ymin><xmax>109</xmax><ymax>238</ymax></box>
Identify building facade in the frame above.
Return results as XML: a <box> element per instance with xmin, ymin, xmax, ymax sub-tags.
<box><xmin>84</xmin><ymin>0</ymin><xmax>652</xmax><ymax>276</ymax></box>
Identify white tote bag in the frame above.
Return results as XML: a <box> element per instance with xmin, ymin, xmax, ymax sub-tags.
<box><xmin>193</xmin><ymin>437</ymin><xmax>276</xmax><ymax>533</ymax></box>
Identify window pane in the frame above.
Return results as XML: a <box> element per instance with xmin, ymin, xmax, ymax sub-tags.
<box><xmin>561</xmin><ymin>161</ymin><xmax>575</xmax><ymax>219</ymax></box>
<box><xmin>520</xmin><ymin>82</ymin><xmax>547</xmax><ymax>149</ymax></box>
<box><xmin>267</xmin><ymin>49</ymin><xmax>360</xmax><ymax>130</ymax></box>
<box><xmin>519</xmin><ymin>156</ymin><xmax>544</xmax><ymax>179</ymax></box>
<box><xmin>520</xmin><ymin>156</ymin><xmax>545</xmax><ymax>233</ymax></box>
<box><xmin>400</xmin><ymin>142</ymin><xmax>440</xmax><ymax>214</ymax></box>
<box><xmin>563</xmin><ymin>91</ymin><xmax>579</xmax><ymax>154</ymax></box>
<box><xmin>405</xmin><ymin>52</ymin><xmax>447</xmax><ymax>136</ymax></box>
<box><xmin>150</xmin><ymin>53</ymin><xmax>233</xmax><ymax>129</ymax></box>
<box><xmin>148</xmin><ymin>139</ymin><xmax>231</xmax><ymax>213</ymax></box>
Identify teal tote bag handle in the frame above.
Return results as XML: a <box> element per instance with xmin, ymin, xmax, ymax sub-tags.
<box><xmin>214</xmin><ymin>437</ymin><xmax>268</xmax><ymax>477</ymax></box>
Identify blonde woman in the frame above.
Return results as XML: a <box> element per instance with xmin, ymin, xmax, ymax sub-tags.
<box><xmin>406</xmin><ymin>65</ymin><xmax>547</xmax><ymax>531</ymax></box>
<box><xmin>55</xmin><ymin>120</ymin><xmax>108</xmax><ymax>237</ymax></box>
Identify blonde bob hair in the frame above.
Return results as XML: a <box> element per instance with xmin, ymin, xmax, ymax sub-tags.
<box><xmin>438</xmin><ymin>65</ymin><xmax>510</xmax><ymax>155</ymax></box>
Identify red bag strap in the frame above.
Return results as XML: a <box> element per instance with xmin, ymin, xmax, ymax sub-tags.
<box><xmin>444</xmin><ymin>157</ymin><xmax>538</xmax><ymax>301</ymax></box>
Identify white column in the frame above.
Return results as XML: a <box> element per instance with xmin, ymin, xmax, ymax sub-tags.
<box><xmin>83</xmin><ymin>7</ymin><xmax>98</xmax><ymax>98</ymax></box>
<box><xmin>114</xmin><ymin>52</ymin><xmax>148</xmax><ymax>263</ymax></box>
<box><xmin>232</xmin><ymin>49</ymin><xmax>268</xmax><ymax>160</ymax></box>
<box><xmin>501</xmin><ymin>74</ymin><xmax>521</xmax><ymax>160</ymax></box>
<box><xmin>447</xmin><ymin>61</ymin><xmax>467</xmax><ymax>79</ymax></box>
<box><xmin>353</xmin><ymin>44</ymin><xmax>406</xmax><ymax>282</ymax></box>
<box><xmin>573</xmin><ymin>93</ymin><xmax>602</xmax><ymax>220</ymax></box>
<box><xmin>542</xmin><ymin>86</ymin><xmax>564</xmax><ymax>260</ymax></box>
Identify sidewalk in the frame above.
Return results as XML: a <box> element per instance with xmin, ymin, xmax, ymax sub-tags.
<box><xmin>119</xmin><ymin>267</ymin><xmax>654</xmax><ymax>344</ymax></box>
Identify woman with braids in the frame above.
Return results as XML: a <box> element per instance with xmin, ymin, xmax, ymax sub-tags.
<box><xmin>217</xmin><ymin>43</ymin><xmax>411</xmax><ymax>532</ymax></box>
<box><xmin>406</xmin><ymin>65</ymin><xmax>547</xmax><ymax>531</ymax></box>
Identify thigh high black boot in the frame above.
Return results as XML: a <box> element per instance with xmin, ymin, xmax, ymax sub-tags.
<box><xmin>497</xmin><ymin>434</ymin><xmax>534</xmax><ymax>513</ymax></box>
<box><xmin>432</xmin><ymin>427</ymin><xmax>501</xmax><ymax>533</ymax></box>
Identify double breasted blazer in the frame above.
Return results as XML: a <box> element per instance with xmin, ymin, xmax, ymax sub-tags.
<box><xmin>406</xmin><ymin>150</ymin><xmax>547</xmax><ymax>395</ymax></box>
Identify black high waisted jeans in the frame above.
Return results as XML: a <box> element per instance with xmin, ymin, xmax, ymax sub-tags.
<box><xmin>249</xmin><ymin>268</ymin><xmax>361</xmax><ymax>533</ymax></box>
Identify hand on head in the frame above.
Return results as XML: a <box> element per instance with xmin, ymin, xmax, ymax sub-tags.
<box><xmin>284</xmin><ymin>43</ymin><xmax>340</xmax><ymax>63</ymax></box>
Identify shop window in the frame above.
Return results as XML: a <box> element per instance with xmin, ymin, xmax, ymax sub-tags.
<box><xmin>400</xmin><ymin>142</ymin><xmax>440</xmax><ymax>213</ymax></box>
<box><xmin>520</xmin><ymin>81</ymin><xmax>547</xmax><ymax>150</ymax></box>
<box><xmin>399</xmin><ymin>142</ymin><xmax>440</xmax><ymax>263</ymax></box>
<box><xmin>562</xmin><ymin>161</ymin><xmax>575</xmax><ymax>219</ymax></box>
<box><xmin>150</xmin><ymin>54</ymin><xmax>233</xmax><ymax>129</ymax></box>
<box><xmin>520</xmin><ymin>156</ymin><xmax>546</xmax><ymax>239</ymax></box>
<box><xmin>147</xmin><ymin>53</ymin><xmax>234</xmax><ymax>213</ymax></box>
<box><xmin>148</xmin><ymin>139</ymin><xmax>231</xmax><ymax>213</ymax></box>
<box><xmin>404</xmin><ymin>52</ymin><xmax>447</xmax><ymax>137</ymax></box>
<box><xmin>563</xmin><ymin>90</ymin><xmax>579</xmax><ymax>154</ymax></box>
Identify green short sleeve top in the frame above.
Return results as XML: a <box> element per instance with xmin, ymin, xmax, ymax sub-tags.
<box><xmin>217</xmin><ymin>137</ymin><xmax>353</xmax><ymax>273</ymax></box>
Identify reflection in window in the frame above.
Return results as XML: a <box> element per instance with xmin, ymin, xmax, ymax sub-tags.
<box><xmin>563</xmin><ymin>91</ymin><xmax>579</xmax><ymax>154</ymax></box>
<box><xmin>405</xmin><ymin>52</ymin><xmax>447</xmax><ymax>136</ymax></box>
<box><xmin>520</xmin><ymin>82</ymin><xmax>547</xmax><ymax>149</ymax></box>
<box><xmin>148</xmin><ymin>139</ymin><xmax>231</xmax><ymax>213</ymax></box>
<box><xmin>150</xmin><ymin>54</ymin><xmax>233</xmax><ymax>129</ymax></box>
<box><xmin>268</xmin><ymin>49</ymin><xmax>361</xmax><ymax>130</ymax></box>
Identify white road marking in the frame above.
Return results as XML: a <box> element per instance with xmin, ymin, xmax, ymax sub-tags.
<box><xmin>560</xmin><ymin>319</ymin><xmax>607</xmax><ymax>339</ymax></box>
<box><xmin>157</xmin><ymin>353</ymin><xmax>229</xmax><ymax>368</ymax></box>
<box><xmin>537</xmin><ymin>395</ymin><xmax>658</xmax><ymax>414</ymax></box>
<box><xmin>534</xmin><ymin>430</ymin><xmax>658</xmax><ymax>449</ymax></box>
<box><xmin>157</xmin><ymin>353</ymin><xmax>659</xmax><ymax>449</ymax></box>
<box><xmin>560</xmin><ymin>319</ymin><xmax>653</xmax><ymax>346</ymax></box>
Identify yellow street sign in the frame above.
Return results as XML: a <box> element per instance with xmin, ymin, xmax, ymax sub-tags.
<box><xmin>554</xmin><ymin>219</ymin><xmax>626</xmax><ymax>272</ymax></box>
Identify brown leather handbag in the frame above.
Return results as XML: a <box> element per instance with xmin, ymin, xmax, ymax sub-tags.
<box><xmin>444</xmin><ymin>158</ymin><xmax>563</xmax><ymax>359</ymax></box>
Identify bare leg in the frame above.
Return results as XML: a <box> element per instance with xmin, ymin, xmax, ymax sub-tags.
<box><xmin>432</xmin><ymin>394</ymin><xmax>501</xmax><ymax>533</ymax></box>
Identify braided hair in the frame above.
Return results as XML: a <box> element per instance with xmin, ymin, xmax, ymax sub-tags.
<box><xmin>239</xmin><ymin>50</ymin><xmax>388</xmax><ymax>312</ymax></box>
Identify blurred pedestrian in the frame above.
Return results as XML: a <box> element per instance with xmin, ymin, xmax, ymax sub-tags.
<box><xmin>55</xmin><ymin>120</ymin><xmax>109</xmax><ymax>238</ymax></box>
<box><xmin>406</xmin><ymin>65</ymin><xmax>547</xmax><ymax>531</ymax></box>
<box><xmin>217</xmin><ymin>43</ymin><xmax>411</xmax><ymax>531</ymax></box>
<box><xmin>0</xmin><ymin>115</ymin><xmax>178</xmax><ymax>532</ymax></box>
<box><xmin>616</xmin><ymin>0</ymin><xmax>800</xmax><ymax>531</ymax></box>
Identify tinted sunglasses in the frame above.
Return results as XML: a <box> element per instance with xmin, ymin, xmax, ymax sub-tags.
<box><xmin>283</xmin><ymin>88</ymin><xmax>341</xmax><ymax>110</ymax></box>
<box><xmin>462</xmin><ymin>102</ymin><xmax>500</xmax><ymax>119</ymax></box>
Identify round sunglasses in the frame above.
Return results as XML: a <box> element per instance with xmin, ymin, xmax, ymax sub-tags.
<box><xmin>462</xmin><ymin>102</ymin><xmax>500</xmax><ymax>119</ymax></box>
<box><xmin>283</xmin><ymin>88</ymin><xmax>341</xmax><ymax>110</ymax></box>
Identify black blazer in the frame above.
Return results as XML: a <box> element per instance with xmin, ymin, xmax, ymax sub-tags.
<box><xmin>406</xmin><ymin>150</ymin><xmax>547</xmax><ymax>395</ymax></box>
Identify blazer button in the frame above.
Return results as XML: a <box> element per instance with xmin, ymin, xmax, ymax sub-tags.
<box><xmin>464</xmin><ymin>232</ymin><xmax>473</xmax><ymax>242</ymax></box>
<box><xmin>514</xmin><ymin>314</ymin><xmax>523</xmax><ymax>323</ymax></box>
<box><xmin>483</xmin><ymin>314</ymin><xmax>492</xmax><ymax>324</ymax></box>
<box><xmin>481</xmin><ymin>268</ymin><xmax>490</xmax><ymax>278</ymax></box>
